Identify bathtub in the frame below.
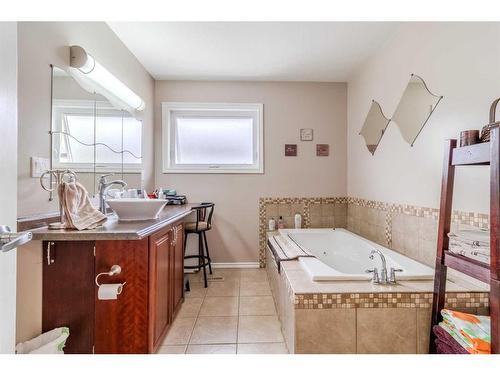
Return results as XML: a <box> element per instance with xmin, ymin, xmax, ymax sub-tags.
<box><xmin>279</xmin><ymin>228</ymin><xmax>434</xmax><ymax>281</ymax></box>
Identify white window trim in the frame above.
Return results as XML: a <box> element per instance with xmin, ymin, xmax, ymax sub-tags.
<box><xmin>52</xmin><ymin>99</ymin><xmax>143</xmax><ymax>173</ymax></box>
<box><xmin>162</xmin><ymin>102</ymin><xmax>264</xmax><ymax>174</ymax></box>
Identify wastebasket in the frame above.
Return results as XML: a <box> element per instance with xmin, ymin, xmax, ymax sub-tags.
<box><xmin>15</xmin><ymin>327</ymin><xmax>70</xmax><ymax>354</ymax></box>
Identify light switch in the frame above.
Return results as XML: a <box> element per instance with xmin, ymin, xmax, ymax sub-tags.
<box><xmin>31</xmin><ymin>156</ymin><xmax>50</xmax><ymax>178</ymax></box>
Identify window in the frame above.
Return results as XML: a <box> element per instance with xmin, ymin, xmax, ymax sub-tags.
<box><xmin>52</xmin><ymin>100</ymin><xmax>142</xmax><ymax>172</ymax></box>
<box><xmin>162</xmin><ymin>102</ymin><xmax>263</xmax><ymax>173</ymax></box>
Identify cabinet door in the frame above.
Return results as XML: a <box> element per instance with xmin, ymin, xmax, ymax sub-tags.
<box><xmin>173</xmin><ymin>224</ymin><xmax>184</xmax><ymax>311</ymax></box>
<box><xmin>42</xmin><ymin>241</ymin><xmax>95</xmax><ymax>354</ymax></box>
<box><xmin>148</xmin><ymin>228</ymin><xmax>172</xmax><ymax>353</ymax></box>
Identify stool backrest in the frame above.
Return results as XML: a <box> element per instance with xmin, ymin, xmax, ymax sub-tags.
<box><xmin>193</xmin><ymin>202</ymin><xmax>215</xmax><ymax>231</ymax></box>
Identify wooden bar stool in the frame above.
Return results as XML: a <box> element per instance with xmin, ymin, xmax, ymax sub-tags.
<box><xmin>184</xmin><ymin>203</ymin><xmax>214</xmax><ymax>289</ymax></box>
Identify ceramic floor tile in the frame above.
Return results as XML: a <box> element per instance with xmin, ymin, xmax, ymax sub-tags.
<box><xmin>206</xmin><ymin>279</ymin><xmax>240</xmax><ymax>297</ymax></box>
<box><xmin>185</xmin><ymin>282</ymin><xmax>208</xmax><ymax>299</ymax></box>
<box><xmin>177</xmin><ymin>297</ymin><xmax>203</xmax><ymax>318</ymax></box>
<box><xmin>240</xmin><ymin>269</ymin><xmax>269</xmax><ymax>282</ymax></box>
<box><xmin>237</xmin><ymin>343</ymin><xmax>288</xmax><ymax>354</ymax></box>
<box><xmin>157</xmin><ymin>345</ymin><xmax>186</xmax><ymax>354</ymax></box>
<box><xmin>239</xmin><ymin>296</ymin><xmax>276</xmax><ymax>316</ymax></box>
<box><xmin>240</xmin><ymin>281</ymin><xmax>271</xmax><ymax>296</ymax></box>
<box><xmin>161</xmin><ymin>317</ymin><xmax>196</xmax><ymax>345</ymax></box>
<box><xmin>190</xmin><ymin>316</ymin><xmax>238</xmax><ymax>344</ymax></box>
<box><xmin>238</xmin><ymin>316</ymin><xmax>284</xmax><ymax>343</ymax></box>
<box><xmin>186</xmin><ymin>344</ymin><xmax>237</xmax><ymax>354</ymax></box>
<box><xmin>199</xmin><ymin>296</ymin><xmax>239</xmax><ymax>317</ymax></box>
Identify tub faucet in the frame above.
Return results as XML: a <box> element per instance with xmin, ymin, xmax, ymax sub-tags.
<box><xmin>368</xmin><ymin>249</ymin><xmax>388</xmax><ymax>284</ymax></box>
<box><xmin>98</xmin><ymin>174</ymin><xmax>127</xmax><ymax>214</ymax></box>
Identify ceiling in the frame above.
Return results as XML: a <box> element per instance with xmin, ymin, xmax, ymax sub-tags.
<box><xmin>108</xmin><ymin>22</ymin><xmax>399</xmax><ymax>82</ymax></box>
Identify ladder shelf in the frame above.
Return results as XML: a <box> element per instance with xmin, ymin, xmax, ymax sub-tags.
<box><xmin>430</xmin><ymin>126</ymin><xmax>500</xmax><ymax>354</ymax></box>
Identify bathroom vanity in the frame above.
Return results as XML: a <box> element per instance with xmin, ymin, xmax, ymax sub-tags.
<box><xmin>29</xmin><ymin>204</ymin><xmax>194</xmax><ymax>354</ymax></box>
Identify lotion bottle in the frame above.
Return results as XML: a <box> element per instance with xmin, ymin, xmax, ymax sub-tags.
<box><xmin>268</xmin><ymin>218</ymin><xmax>276</xmax><ymax>231</ymax></box>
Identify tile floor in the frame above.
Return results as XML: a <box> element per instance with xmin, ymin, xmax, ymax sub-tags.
<box><xmin>158</xmin><ymin>268</ymin><xmax>289</xmax><ymax>354</ymax></box>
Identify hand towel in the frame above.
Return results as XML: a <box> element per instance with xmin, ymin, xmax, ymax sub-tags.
<box><xmin>59</xmin><ymin>181</ymin><xmax>107</xmax><ymax>230</ymax></box>
<box><xmin>433</xmin><ymin>325</ymin><xmax>469</xmax><ymax>354</ymax></box>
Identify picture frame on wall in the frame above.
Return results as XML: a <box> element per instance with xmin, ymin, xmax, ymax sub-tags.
<box><xmin>285</xmin><ymin>144</ymin><xmax>297</xmax><ymax>156</ymax></box>
<box><xmin>300</xmin><ymin>128</ymin><xmax>314</xmax><ymax>141</ymax></box>
<box><xmin>316</xmin><ymin>144</ymin><xmax>329</xmax><ymax>156</ymax></box>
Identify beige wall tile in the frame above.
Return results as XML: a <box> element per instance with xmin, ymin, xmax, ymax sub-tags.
<box><xmin>310</xmin><ymin>203</ymin><xmax>322</xmax><ymax>217</ymax></box>
<box><xmin>322</xmin><ymin>203</ymin><xmax>335</xmax><ymax>216</ymax></box>
<box><xmin>335</xmin><ymin>215</ymin><xmax>347</xmax><ymax>229</ymax></box>
<box><xmin>335</xmin><ymin>202</ymin><xmax>348</xmax><ymax>216</ymax></box>
<box><xmin>278</xmin><ymin>203</ymin><xmax>292</xmax><ymax>217</ymax></box>
<box><xmin>417</xmin><ymin>308</ymin><xmax>431</xmax><ymax>354</ymax></box>
<box><xmin>419</xmin><ymin>217</ymin><xmax>438</xmax><ymax>242</ymax></box>
<box><xmin>310</xmin><ymin>215</ymin><xmax>322</xmax><ymax>228</ymax></box>
<box><xmin>295</xmin><ymin>309</ymin><xmax>356</xmax><ymax>354</ymax></box>
<box><xmin>357</xmin><ymin>308</ymin><xmax>417</xmax><ymax>354</ymax></box>
<box><xmin>267</xmin><ymin>204</ymin><xmax>279</xmax><ymax>217</ymax></box>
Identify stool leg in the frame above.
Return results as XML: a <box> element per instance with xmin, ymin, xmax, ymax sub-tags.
<box><xmin>203</xmin><ymin>231</ymin><xmax>213</xmax><ymax>274</ymax></box>
<box><xmin>199</xmin><ymin>233</ymin><xmax>208</xmax><ymax>288</ymax></box>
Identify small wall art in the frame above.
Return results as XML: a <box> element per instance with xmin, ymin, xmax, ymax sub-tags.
<box><xmin>300</xmin><ymin>128</ymin><xmax>314</xmax><ymax>141</ymax></box>
<box><xmin>316</xmin><ymin>144</ymin><xmax>329</xmax><ymax>156</ymax></box>
<box><xmin>285</xmin><ymin>144</ymin><xmax>297</xmax><ymax>156</ymax></box>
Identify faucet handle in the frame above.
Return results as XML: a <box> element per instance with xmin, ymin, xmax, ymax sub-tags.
<box><xmin>99</xmin><ymin>173</ymin><xmax>113</xmax><ymax>182</ymax></box>
<box><xmin>389</xmin><ymin>267</ymin><xmax>403</xmax><ymax>284</ymax></box>
<box><xmin>365</xmin><ymin>268</ymin><xmax>380</xmax><ymax>284</ymax></box>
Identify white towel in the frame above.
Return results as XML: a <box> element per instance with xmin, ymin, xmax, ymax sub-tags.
<box><xmin>59</xmin><ymin>181</ymin><xmax>107</xmax><ymax>230</ymax></box>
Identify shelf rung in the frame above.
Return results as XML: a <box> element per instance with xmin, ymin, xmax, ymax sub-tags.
<box><xmin>452</xmin><ymin>142</ymin><xmax>490</xmax><ymax>166</ymax></box>
<box><xmin>443</xmin><ymin>250</ymin><xmax>490</xmax><ymax>284</ymax></box>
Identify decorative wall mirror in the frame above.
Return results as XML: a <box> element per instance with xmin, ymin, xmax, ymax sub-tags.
<box><xmin>49</xmin><ymin>65</ymin><xmax>143</xmax><ymax>200</ymax></box>
<box><xmin>392</xmin><ymin>74</ymin><xmax>443</xmax><ymax>146</ymax></box>
<box><xmin>359</xmin><ymin>100</ymin><xmax>391</xmax><ymax>155</ymax></box>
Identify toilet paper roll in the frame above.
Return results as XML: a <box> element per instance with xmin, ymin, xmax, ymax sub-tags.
<box><xmin>98</xmin><ymin>283</ymin><xmax>125</xmax><ymax>300</ymax></box>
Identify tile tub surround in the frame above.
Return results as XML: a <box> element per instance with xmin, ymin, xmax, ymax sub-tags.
<box><xmin>157</xmin><ymin>268</ymin><xmax>289</xmax><ymax>354</ymax></box>
<box><xmin>259</xmin><ymin>196</ymin><xmax>490</xmax><ymax>268</ymax></box>
<box><xmin>266</xmin><ymin>247</ymin><xmax>489</xmax><ymax>354</ymax></box>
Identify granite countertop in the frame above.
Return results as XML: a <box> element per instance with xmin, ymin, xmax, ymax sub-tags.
<box><xmin>29</xmin><ymin>204</ymin><xmax>194</xmax><ymax>241</ymax></box>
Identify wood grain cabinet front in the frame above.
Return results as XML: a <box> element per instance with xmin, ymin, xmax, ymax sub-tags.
<box><xmin>41</xmin><ymin>221</ymin><xmax>185</xmax><ymax>354</ymax></box>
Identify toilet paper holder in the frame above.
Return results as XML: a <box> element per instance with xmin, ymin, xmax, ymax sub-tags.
<box><xmin>95</xmin><ymin>265</ymin><xmax>124</xmax><ymax>287</ymax></box>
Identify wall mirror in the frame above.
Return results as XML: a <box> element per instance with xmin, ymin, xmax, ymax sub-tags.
<box><xmin>359</xmin><ymin>100</ymin><xmax>390</xmax><ymax>155</ymax></box>
<box><xmin>392</xmin><ymin>74</ymin><xmax>443</xmax><ymax>146</ymax></box>
<box><xmin>50</xmin><ymin>66</ymin><xmax>143</xmax><ymax>199</ymax></box>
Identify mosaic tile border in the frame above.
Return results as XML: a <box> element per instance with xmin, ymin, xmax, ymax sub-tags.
<box><xmin>293</xmin><ymin>292</ymin><xmax>490</xmax><ymax>310</ymax></box>
<box><xmin>258</xmin><ymin>196</ymin><xmax>490</xmax><ymax>267</ymax></box>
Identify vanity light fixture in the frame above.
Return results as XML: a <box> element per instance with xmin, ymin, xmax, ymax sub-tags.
<box><xmin>69</xmin><ymin>45</ymin><xmax>145</xmax><ymax>113</ymax></box>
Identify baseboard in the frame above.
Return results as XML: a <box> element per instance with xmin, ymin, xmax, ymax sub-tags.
<box><xmin>211</xmin><ymin>262</ymin><xmax>260</xmax><ymax>269</ymax></box>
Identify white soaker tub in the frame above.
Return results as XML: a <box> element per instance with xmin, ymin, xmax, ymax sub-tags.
<box><xmin>279</xmin><ymin>228</ymin><xmax>434</xmax><ymax>281</ymax></box>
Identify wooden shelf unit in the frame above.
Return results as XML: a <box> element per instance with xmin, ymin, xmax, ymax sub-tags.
<box><xmin>430</xmin><ymin>126</ymin><xmax>500</xmax><ymax>354</ymax></box>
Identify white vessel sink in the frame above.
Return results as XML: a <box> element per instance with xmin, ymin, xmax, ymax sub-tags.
<box><xmin>106</xmin><ymin>198</ymin><xmax>168</xmax><ymax>221</ymax></box>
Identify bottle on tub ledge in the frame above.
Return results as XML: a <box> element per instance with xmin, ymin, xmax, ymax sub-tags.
<box><xmin>268</xmin><ymin>217</ymin><xmax>276</xmax><ymax>231</ymax></box>
<box><xmin>294</xmin><ymin>213</ymin><xmax>302</xmax><ymax>229</ymax></box>
<box><xmin>277</xmin><ymin>216</ymin><xmax>285</xmax><ymax>229</ymax></box>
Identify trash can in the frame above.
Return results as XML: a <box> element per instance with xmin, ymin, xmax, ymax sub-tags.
<box><xmin>15</xmin><ymin>327</ymin><xmax>70</xmax><ymax>354</ymax></box>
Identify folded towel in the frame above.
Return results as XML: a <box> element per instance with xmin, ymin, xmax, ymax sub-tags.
<box><xmin>433</xmin><ymin>325</ymin><xmax>469</xmax><ymax>354</ymax></box>
<box><xmin>440</xmin><ymin>309</ymin><xmax>491</xmax><ymax>354</ymax></box>
<box><xmin>448</xmin><ymin>229</ymin><xmax>490</xmax><ymax>264</ymax></box>
<box><xmin>268</xmin><ymin>234</ymin><xmax>313</xmax><ymax>261</ymax></box>
<box><xmin>59</xmin><ymin>181</ymin><xmax>107</xmax><ymax>230</ymax></box>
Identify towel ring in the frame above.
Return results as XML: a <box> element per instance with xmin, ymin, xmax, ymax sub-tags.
<box><xmin>40</xmin><ymin>169</ymin><xmax>77</xmax><ymax>192</ymax></box>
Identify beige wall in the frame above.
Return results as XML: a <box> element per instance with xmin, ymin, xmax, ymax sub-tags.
<box><xmin>155</xmin><ymin>81</ymin><xmax>347</xmax><ymax>263</ymax></box>
<box><xmin>347</xmin><ymin>22</ymin><xmax>500</xmax><ymax>214</ymax></box>
<box><xmin>17</xmin><ymin>22</ymin><xmax>155</xmax><ymax>217</ymax></box>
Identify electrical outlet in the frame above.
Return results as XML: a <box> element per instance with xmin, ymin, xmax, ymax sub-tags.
<box><xmin>31</xmin><ymin>156</ymin><xmax>50</xmax><ymax>178</ymax></box>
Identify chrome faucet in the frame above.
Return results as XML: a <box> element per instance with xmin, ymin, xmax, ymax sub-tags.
<box><xmin>98</xmin><ymin>174</ymin><xmax>127</xmax><ymax>214</ymax></box>
<box><xmin>368</xmin><ymin>249</ymin><xmax>388</xmax><ymax>284</ymax></box>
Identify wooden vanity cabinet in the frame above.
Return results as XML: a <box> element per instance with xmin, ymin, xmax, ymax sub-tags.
<box><xmin>42</xmin><ymin>222</ymin><xmax>185</xmax><ymax>354</ymax></box>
